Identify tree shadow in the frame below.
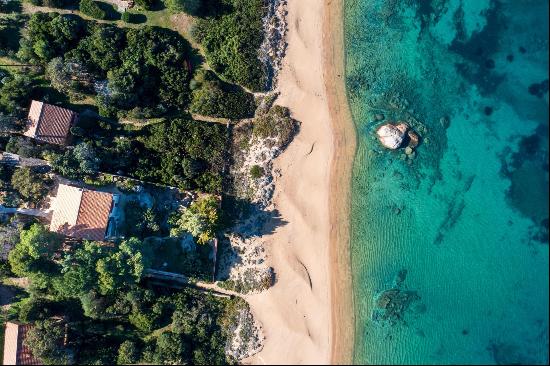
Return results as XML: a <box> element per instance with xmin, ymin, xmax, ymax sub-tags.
<box><xmin>125</xmin><ymin>12</ymin><xmax>147</xmax><ymax>23</ymax></box>
<box><xmin>0</xmin><ymin>0</ymin><xmax>23</xmax><ymax>13</ymax></box>
<box><xmin>199</xmin><ymin>0</ymin><xmax>232</xmax><ymax>18</ymax></box>
<box><xmin>96</xmin><ymin>1</ymin><xmax>121</xmax><ymax>20</ymax></box>
<box><xmin>0</xmin><ymin>16</ymin><xmax>25</xmax><ymax>53</ymax></box>
<box><xmin>0</xmin><ymin>283</ymin><xmax>25</xmax><ymax>306</ymax></box>
<box><xmin>215</xmin><ymin>196</ymin><xmax>287</xmax><ymax>283</ymax></box>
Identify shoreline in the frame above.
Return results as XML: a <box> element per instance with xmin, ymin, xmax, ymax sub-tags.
<box><xmin>323</xmin><ymin>0</ymin><xmax>357</xmax><ymax>364</ymax></box>
<box><xmin>243</xmin><ymin>0</ymin><xmax>356</xmax><ymax>364</ymax></box>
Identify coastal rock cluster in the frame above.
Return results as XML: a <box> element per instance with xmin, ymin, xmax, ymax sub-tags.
<box><xmin>219</xmin><ymin>94</ymin><xmax>297</xmax><ymax>296</ymax></box>
<box><xmin>226</xmin><ymin>304</ymin><xmax>265</xmax><ymax>361</ymax></box>
<box><xmin>372</xmin><ymin>269</ymin><xmax>424</xmax><ymax>326</ymax></box>
<box><xmin>219</xmin><ymin>232</ymin><xmax>275</xmax><ymax>294</ymax></box>
<box><xmin>376</xmin><ymin>121</ymin><xmax>421</xmax><ymax>155</ymax></box>
<box><xmin>376</xmin><ymin>122</ymin><xmax>408</xmax><ymax>149</ymax></box>
<box><xmin>260</xmin><ymin>0</ymin><xmax>288</xmax><ymax>90</ymax></box>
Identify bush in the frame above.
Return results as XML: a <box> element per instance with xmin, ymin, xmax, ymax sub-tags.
<box><xmin>249</xmin><ymin>164</ymin><xmax>263</xmax><ymax>179</ymax></box>
<box><xmin>79</xmin><ymin>0</ymin><xmax>106</xmax><ymax>19</ymax></box>
<box><xmin>169</xmin><ymin>195</ymin><xmax>219</xmax><ymax>244</ymax></box>
<box><xmin>121</xmin><ymin>11</ymin><xmax>131</xmax><ymax>22</ymax></box>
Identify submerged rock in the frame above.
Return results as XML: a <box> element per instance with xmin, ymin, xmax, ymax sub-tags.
<box><xmin>407</xmin><ymin>130</ymin><xmax>420</xmax><ymax>148</ymax></box>
<box><xmin>376</xmin><ymin>122</ymin><xmax>409</xmax><ymax>149</ymax></box>
<box><xmin>373</xmin><ymin>288</ymin><xmax>421</xmax><ymax>325</ymax></box>
<box><xmin>439</xmin><ymin>116</ymin><xmax>450</xmax><ymax>129</ymax></box>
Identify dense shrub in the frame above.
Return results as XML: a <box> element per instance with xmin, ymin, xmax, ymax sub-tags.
<box><xmin>121</xmin><ymin>200</ymin><xmax>161</xmax><ymax>239</ymax></box>
<box><xmin>193</xmin><ymin>0</ymin><xmax>266</xmax><ymax>91</ymax></box>
<box><xmin>190</xmin><ymin>70</ymin><xmax>255</xmax><ymax>119</ymax></box>
<box><xmin>10</xmin><ymin>167</ymin><xmax>51</xmax><ymax>204</ymax></box>
<box><xmin>79</xmin><ymin>0</ymin><xmax>107</xmax><ymax>19</ymax></box>
<box><xmin>18</xmin><ymin>14</ymin><xmax>192</xmax><ymax>117</ymax></box>
<box><xmin>121</xmin><ymin>11</ymin><xmax>131</xmax><ymax>22</ymax></box>
<box><xmin>134</xmin><ymin>118</ymin><xmax>227</xmax><ymax>193</ymax></box>
<box><xmin>17</xmin><ymin>13</ymin><xmax>85</xmax><ymax>63</ymax></box>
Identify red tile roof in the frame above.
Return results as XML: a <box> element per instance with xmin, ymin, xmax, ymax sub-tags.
<box><xmin>24</xmin><ymin>100</ymin><xmax>76</xmax><ymax>146</ymax></box>
<box><xmin>74</xmin><ymin>190</ymin><xmax>114</xmax><ymax>241</ymax></box>
<box><xmin>50</xmin><ymin>184</ymin><xmax>114</xmax><ymax>241</ymax></box>
<box><xmin>2</xmin><ymin>322</ymin><xmax>42</xmax><ymax>365</ymax></box>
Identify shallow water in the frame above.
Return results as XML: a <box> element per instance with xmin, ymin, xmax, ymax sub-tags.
<box><xmin>343</xmin><ymin>0</ymin><xmax>549</xmax><ymax>364</ymax></box>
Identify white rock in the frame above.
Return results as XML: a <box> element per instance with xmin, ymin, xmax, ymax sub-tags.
<box><xmin>376</xmin><ymin>123</ymin><xmax>408</xmax><ymax>149</ymax></box>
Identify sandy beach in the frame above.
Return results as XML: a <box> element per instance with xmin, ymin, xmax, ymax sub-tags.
<box><xmin>244</xmin><ymin>0</ymin><xmax>356</xmax><ymax>364</ymax></box>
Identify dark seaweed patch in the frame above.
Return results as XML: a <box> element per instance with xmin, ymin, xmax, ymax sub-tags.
<box><xmin>449</xmin><ymin>1</ymin><xmax>507</xmax><ymax>95</ymax></box>
<box><xmin>488</xmin><ymin>341</ymin><xmax>536</xmax><ymax>365</ymax></box>
<box><xmin>501</xmin><ymin>125</ymin><xmax>549</xmax><ymax>233</ymax></box>
<box><xmin>528</xmin><ymin>79</ymin><xmax>549</xmax><ymax>98</ymax></box>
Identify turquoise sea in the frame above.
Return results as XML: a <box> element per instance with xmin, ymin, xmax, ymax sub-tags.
<box><xmin>344</xmin><ymin>0</ymin><xmax>549</xmax><ymax>364</ymax></box>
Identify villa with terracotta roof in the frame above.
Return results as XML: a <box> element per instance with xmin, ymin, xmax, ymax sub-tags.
<box><xmin>24</xmin><ymin>100</ymin><xmax>78</xmax><ymax>146</ymax></box>
<box><xmin>49</xmin><ymin>184</ymin><xmax>120</xmax><ymax>241</ymax></box>
<box><xmin>2</xmin><ymin>322</ymin><xmax>42</xmax><ymax>365</ymax></box>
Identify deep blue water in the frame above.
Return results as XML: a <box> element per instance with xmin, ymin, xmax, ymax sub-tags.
<box><xmin>344</xmin><ymin>0</ymin><xmax>549</xmax><ymax>364</ymax></box>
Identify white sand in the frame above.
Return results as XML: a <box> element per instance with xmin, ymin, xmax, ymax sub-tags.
<box><xmin>243</xmin><ymin>0</ymin><xmax>355</xmax><ymax>364</ymax></box>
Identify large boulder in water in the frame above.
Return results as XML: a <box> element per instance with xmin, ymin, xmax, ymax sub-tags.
<box><xmin>376</xmin><ymin>122</ymin><xmax>409</xmax><ymax>149</ymax></box>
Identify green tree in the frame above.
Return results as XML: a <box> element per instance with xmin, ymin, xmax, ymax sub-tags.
<box><xmin>56</xmin><ymin>241</ymin><xmax>104</xmax><ymax>297</ymax></box>
<box><xmin>153</xmin><ymin>331</ymin><xmax>190</xmax><ymax>365</ymax></box>
<box><xmin>8</xmin><ymin>224</ymin><xmax>62</xmax><ymax>276</ymax></box>
<box><xmin>73</xmin><ymin>23</ymin><xmax>125</xmax><ymax>73</ymax></box>
<box><xmin>0</xmin><ymin>74</ymin><xmax>34</xmax><ymax>116</ymax></box>
<box><xmin>25</xmin><ymin>319</ymin><xmax>70</xmax><ymax>365</ymax></box>
<box><xmin>96</xmin><ymin>238</ymin><xmax>152</xmax><ymax>295</ymax></box>
<box><xmin>121</xmin><ymin>11</ymin><xmax>131</xmax><ymax>23</ymax></box>
<box><xmin>121</xmin><ymin>200</ymin><xmax>160</xmax><ymax>239</ymax></box>
<box><xmin>18</xmin><ymin>13</ymin><xmax>85</xmax><ymax>63</ymax></box>
<box><xmin>117</xmin><ymin>340</ymin><xmax>140</xmax><ymax>365</ymax></box>
<box><xmin>73</xmin><ymin>142</ymin><xmax>100</xmax><ymax>175</ymax></box>
<box><xmin>10</xmin><ymin>167</ymin><xmax>50</xmax><ymax>204</ymax></box>
<box><xmin>193</xmin><ymin>0</ymin><xmax>267</xmax><ymax>90</ymax></box>
<box><xmin>170</xmin><ymin>195</ymin><xmax>219</xmax><ymax>244</ymax></box>
<box><xmin>18</xmin><ymin>297</ymin><xmax>56</xmax><ymax>322</ymax></box>
<box><xmin>47</xmin><ymin>150</ymin><xmax>80</xmax><ymax>179</ymax></box>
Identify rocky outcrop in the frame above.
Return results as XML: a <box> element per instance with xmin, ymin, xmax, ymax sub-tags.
<box><xmin>376</xmin><ymin>122</ymin><xmax>409</xmax><ymax>149</ymax></box>
<box><xmin>260</xmin><ymin>0</ymin><xmax>288</xmax><ymax>90</ymax></box>
<box><xmin>407</xmin><ymin>130</ymin><xmax>420</xmax><ymax>148</ymax></box>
